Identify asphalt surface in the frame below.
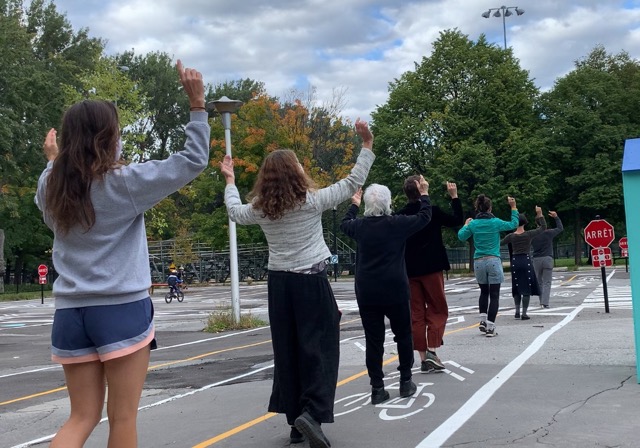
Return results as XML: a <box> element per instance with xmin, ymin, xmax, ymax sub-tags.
<box><xmin>1</xmin><ymin>268</ymin><xmax>638</xmax><ymax>447</ymax></box>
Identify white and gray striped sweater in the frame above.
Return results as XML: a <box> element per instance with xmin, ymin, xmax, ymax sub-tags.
<box><xmin>224</xmin><ymin>148</ymin><xmax>375</xmax><ymax>271</ymax></box>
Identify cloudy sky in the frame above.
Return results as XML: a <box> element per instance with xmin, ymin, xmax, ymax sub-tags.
<box><xmin>47</xmin><ymin>0</ymin><xmax>640</xmax><ymax>122</ymax></box>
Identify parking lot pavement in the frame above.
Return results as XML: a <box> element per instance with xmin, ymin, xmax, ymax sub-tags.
<box><xmin>1</xmin><ymin>269</ymin><xmax>638</xmax><ymax>447</ymax></box>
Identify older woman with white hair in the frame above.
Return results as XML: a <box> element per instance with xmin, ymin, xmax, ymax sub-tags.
<box><xmin>340</xmin><ymin>178</ymin><xmax>431</xmax><ymax>405</ymax></box>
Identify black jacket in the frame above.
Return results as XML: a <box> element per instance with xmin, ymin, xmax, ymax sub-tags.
<box><xmin>340</xmin><ymin>195</ymin><xmax>431</xmax><ymax>306</ymax></box>
<box><xmin>395</xmin><ymin>198</ymin><xmax>463</xmax><ymax>277</ymax></box>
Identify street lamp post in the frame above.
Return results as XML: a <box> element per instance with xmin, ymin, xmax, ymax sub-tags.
<box><xmin>207</xmin><ymin>96</ymin><xmax>244</xmax><ymax>323</ymax></box>
<box><xmin>481</xmin><ymin>5</ymin><xmax>525</xmax><ymax>49</ymax></box>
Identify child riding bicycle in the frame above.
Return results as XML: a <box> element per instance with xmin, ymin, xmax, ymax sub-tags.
<box><xmin>167</xmin><ymin>270</ymin><xmax>183</xmax><ymax>294</ymax></box>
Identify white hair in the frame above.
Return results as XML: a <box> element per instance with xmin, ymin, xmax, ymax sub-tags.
<box><xmin>363</xmin><ymin>184</ymin><xmax>392</xmax><ymax>217</ymax></box>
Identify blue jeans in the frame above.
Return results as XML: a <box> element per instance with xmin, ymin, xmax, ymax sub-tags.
<box><xmin>474</xmin><ymin>256</ymin><xmax>504</xmax><ymax>284</ymax></box>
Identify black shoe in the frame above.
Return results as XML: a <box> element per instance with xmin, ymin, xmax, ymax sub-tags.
<box><xmin>399</xmin><ymin>379</ymin><xmax>417</xmax><ymax>398</ymax></box>
<box><xmin>521</xmin><ymin>314</ymin><xmax>530</xmax><ymax>320</ymax></box>
<box><xmin>514</xmin><ymin>312</ymin><xmax>520</xmax><ymax>319</ymax></box>
<box><xmin>294</xmin><ymin>412</ymin><xmax>331</xmax><ymax>448</ymax></box>
<box><xmin>479</xmin><ymin>320</ymin><xmax>487</xmax><ymax>333</ymax></box>
<box><xmin>290</xmin><ymin>426</ymin><xmax>305</xmax><ymax>444</ymax></box>
<box><xmin>420</xmin><ymin>360</ymin><xmax>435</xmax><ymax>373</ymax></box>
<box><xmin>485</xmin><ymin>328</ymin><xmax>497</xmax><ymax>337</ymax></box>
<box><xmin>371</xmin><ymin>386</ymin><xmax>390</xmax><ymax>404</ymax></box>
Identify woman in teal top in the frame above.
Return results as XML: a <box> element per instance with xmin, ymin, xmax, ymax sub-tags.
<box><xmin>458</xmin><ymin>195</ymin><xmax>519</xmax><ymax>337</ymax></box>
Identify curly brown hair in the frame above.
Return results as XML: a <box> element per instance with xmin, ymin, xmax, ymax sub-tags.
<box><xmin>45</xmin><ymin>100</ymin><xmax>122</xmax><ymax>234</ymax></box>
<box><xmin>249</xmin><ymin>149</ymin><xmax>316</xmax><ymax>220</ymax></box>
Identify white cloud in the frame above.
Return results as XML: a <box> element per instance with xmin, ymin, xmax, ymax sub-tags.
<box><xmin>46</xmin><ymin>0</ymin><xmax>640</xmax><ymax>121</ymax></box>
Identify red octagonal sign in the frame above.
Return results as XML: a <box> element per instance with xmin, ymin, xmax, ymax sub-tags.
<box><xmin>584</xmin><ymin>219</ymin><xmax>615</xmax><ymax>249</ymax></box>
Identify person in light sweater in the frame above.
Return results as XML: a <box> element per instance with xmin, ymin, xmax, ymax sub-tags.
<box><xmin>219</xmin><ymin>120</ymin><xmax>374</xmax><ymax>448</ymax></box>
<box><xmin>35</xmin><ymin>61</ymin><xmax>210</xmax><ymax>448</ymax></box>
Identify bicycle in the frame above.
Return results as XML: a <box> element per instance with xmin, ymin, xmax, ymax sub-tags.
<box><xmin>164</xmin><ymin>286</ymin><xmax>184</xmax><ymax>304</ymax></box>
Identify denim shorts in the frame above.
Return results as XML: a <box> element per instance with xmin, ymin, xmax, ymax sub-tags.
<box><xmin>474</xmin><ymin>256</ymin><xmax>505</xmax><ymax>285</ymax></box>
<box><xmin>51</xmin><ymin>297</ymin><xmax>156</xmax><ymax>364</ymax></box>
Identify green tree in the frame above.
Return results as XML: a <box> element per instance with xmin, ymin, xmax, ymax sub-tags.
<box><xmin>538</xmin><ymin>46</ymin><xmax>640</xmax><ymax>263</ymax></box>
<box><xmin>0</xmin><ymin>0</ymin><xmax>104</xmax><ymax>281</ymax></box>
<box><xmin>371</xmin><ymin>29</ymin><xmax>547</xmax><ymax>219</ymax></box>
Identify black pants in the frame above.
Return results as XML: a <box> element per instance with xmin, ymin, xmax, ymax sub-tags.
<box><xmin>267</xmin><ymin>269</ymin><xmax>341</xmax><ymax>425</ymax></box>
<box><xmin>359</xmin><ymin>300</ymin><xmax>414</xmax><ymax>388</ymax></box>
<box><xmin>479</xmin><ymin>284</ymin><xmax>501</xmax><ymax>323</ymax></box>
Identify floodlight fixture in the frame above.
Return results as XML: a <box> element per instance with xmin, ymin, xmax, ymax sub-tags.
<box><xmin>481</xmin><ymin>5</ymin><xmax>525</xmax><ymax>49</ymax></box>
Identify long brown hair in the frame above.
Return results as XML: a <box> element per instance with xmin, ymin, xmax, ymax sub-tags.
<box><xmin>45</xmin><ymin>100</ymin><xmax>121</xmax><ymax>234</ymax></box>
<box><xmin>249</xmin><ymin>149</ymin><xmax>316</xmax><ymax>220</ymax></box>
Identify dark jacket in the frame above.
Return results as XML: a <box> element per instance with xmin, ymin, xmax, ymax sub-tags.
<box><xmin>340</xmin><ymin>195</ymin><xmax>432</xmax><ymax>306</ymax></box>
<box><xmin>395</xmin><ymin>198</ymin><xmax>463</xmax><ymax>277</ymax></box>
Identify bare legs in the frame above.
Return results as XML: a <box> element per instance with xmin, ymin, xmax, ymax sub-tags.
<box><xmin>50</xmin><ymin>362</ymin><xmax>105</xmax><ymax>448</ymax></box>
<box><xmin>50</xmin><ymin>347</ymin><xmax>150</xmax><ymax>448</ymax></box>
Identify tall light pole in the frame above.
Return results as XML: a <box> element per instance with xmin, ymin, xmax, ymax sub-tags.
<box><xmin>207</xmin><ymin>96</ymin><xmax>244</xmax><ymax>323</ymax></box>
<box><xmin>481</xmin><ymin>5</ymin><xmax>525</xmax><ymax>50</ymax></box>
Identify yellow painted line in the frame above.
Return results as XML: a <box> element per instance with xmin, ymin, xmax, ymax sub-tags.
<box><xmin>560</xmin><ymin>274</ymin><xmax>577</xmax><ymax>286</ymax></box>
<box><xmin>192</xmin><ymin>323</ymin><xmax>478</xmax><ymax>447</ymax></box>
<box><xmin>148</xmin><ymin>340</ymin><xmax>272</xmax><ymax>370</ymax></box>
<box><xmin>0</xmin><ymin>386</ymin><xmax>67</xmax><ymax>406</ymax></box>
<box><xmin>0</xmin><ymin>316</ymin><xmax>362</xmax><ymax>408</ymax></box>
<box><xmin>192</xmin><ymin>413</ymin><xmax>278</xmax><ymax>447</ymax></box>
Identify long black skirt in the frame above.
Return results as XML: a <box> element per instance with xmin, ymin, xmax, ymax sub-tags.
<box><xmin>510</xmin><ymin>253</ymin><xmax>540</xmax><ymax>297</ymax></box>
<box><xmin>267</xmin><ymin>268</ymin><xmax>341</xmax><ymax>425</ymax></box>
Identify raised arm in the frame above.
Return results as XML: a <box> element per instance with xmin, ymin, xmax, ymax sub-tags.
<box><xmin>524</xmin><ymin>206</ymin><xmax>547</xmax><ymax>236</ymax></box>
<box><xmin>340</xmin><ymin>188</ymin><xmax>362</xmax><ymax>239</ymax></box>
<box><xmin>549</xmin><ymin>211</ymin><xmax>563</xmax><ymax>236</ymax></box>
<box><xmin>315</xmin><ymin>119</ymin><xmax>375</xmax><ymax>211</ymax></box>
<box><xmin>220</xmin><ymin>155</ymin><xmax>259</xmax><ymax>225</ymax></box>
<box><xmin>495</xmin><ymin>196</ymin><xmax>519</xmax><ymax>231</ymax></box>
<box><xmin>440</xmin><ymin>182</ymin><xmax>464</xmax><ymax>228</ymax></box>
<box><xmin>123</xmin><ymin>60</ymin><xmax>210</xmax><ymax>212</ymax></box>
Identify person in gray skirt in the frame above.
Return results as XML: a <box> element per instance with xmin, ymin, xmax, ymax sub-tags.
<box><xmin>531</xmin><ymin>211</ymin><xmax>563</xmax><ymax>308</ymax></box>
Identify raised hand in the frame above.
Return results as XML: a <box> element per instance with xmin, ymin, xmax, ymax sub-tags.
<box><xmin>535</xmin><ymin>205</ymin><xmax>542</xmax><ymax>216</ymax></box>
<box><xmin>507</xmin><ymin>196</ymin><xmax>517</xmax><ymax>209</ymax></box>
<box><xmin>219</xmin><ymin>155</ymin><xmax>235</xmax><ymax>184</ymax></box>
<box><xmin>549</xmin><ymin>211</ymin><xmax>558</xmax><ymax>218</ymax></box>
<box><xmin>446</xmin><ymin>181</ymin><xmax>457</xmax><ymax>199</ymax></box>
<box><xmin>43</xmin><ymin>128</ymin><xmax>58</xmax><ymax>162</ymax></box>
<box><xmin>354</xmin><ymin>118</ymin><xmax>373</xmax><ymax>150</ymax></box>
<box><xmin>176</xmin><ymin>59</ymin><xmax>205</xmax><ymax>109</ymax></box>
<box><xmin>417</xmin><ymin>175</ymin><xmax>429</xmax><ymax>196</ymax></box>
<box><xmin>465</xmin><ymin>217</ymin><xmax>473</xmax><ymax>226</ymax></box>
<box><xmin>351</xmin><ymin>187</ymin><xmax>363</xmax><ymax>207</ymax></box>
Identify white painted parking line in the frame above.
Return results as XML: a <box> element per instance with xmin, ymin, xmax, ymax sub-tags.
<box><xmin>416</xmin><ymin>305</ymin><xmax>585</xmax><ymax>448</ymax></box>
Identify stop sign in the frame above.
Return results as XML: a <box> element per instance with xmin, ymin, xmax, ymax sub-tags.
<box><xmin>37</xmin><ymin>264</ymin><xmax>48</xmax><ymax>276</ymax></box>
<box><xmin>584</xmin><ymin>220</ymin><xmax>615</xmax><ymax>248</ymax></box>
<box><xmin>619</xmin><ymin>237</ymin><xmax>628</xmax><ymax>250</ymax></box>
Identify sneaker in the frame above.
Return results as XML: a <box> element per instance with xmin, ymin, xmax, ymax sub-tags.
<box><xmin>425</xmin><ymin>351</ymin><xmax>446</xmax><ymax>370</ymax></box>
<box><xmin>541</xmin><ymin>304</ymin><xmax>549</xmax><ymax>309</ymax></box>
<box><xmin>514</xmin><ymin>312</ymin><xmax>520</xmax><ymax>319</ymax></box>
<box><xmin>479</xmin><ymin>320</ymin><xmax>487</xmax><ymax>333</ymax></box>
<box><xmin>290</xmin><ymin>426</ymin><xmax>305</xmax><ymax>444</ymax></box>
<box><xmin>521</xmin><ymin>314</ymin><xmax>530</xmax><ymax>320</ymax></box>
<box><xmin>371</xmin><ymin>386</ymin><xmax>390</xmax><ymax>405</ymax></box>
<box><xmin>485</xmin><ymin>328</ymin><xmax>497</xmax><ymax>337</ymax></box>
<box><xmin>399</xmin><ymin>379</ymin><xmax>417</xmax><ymax>398</ymax></box>
<box><xmin>294</xmin><ymin>412</ymin><xmax>331</xmax><ymax>448</ymax></box>
<box><xmin>420</xmin><ymin>360</ymin><xmax>434</xmax><ymax>373</ymax></box>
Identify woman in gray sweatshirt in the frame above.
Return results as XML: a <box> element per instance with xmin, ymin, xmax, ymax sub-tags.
<box><xmin>35</xmin><ymin>61</ymin><xmax>210</xmax><ymax>448</ymax></box>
